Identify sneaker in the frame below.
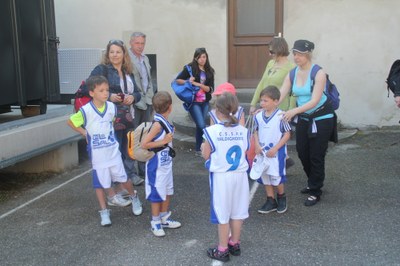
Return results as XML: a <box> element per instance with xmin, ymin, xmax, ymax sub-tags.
<box><xmin>228</xmin><ymin>242</ymin><xmax>241</xmax><ymax>256</ymax></box>
<box><xmin>131</xmin><ymin>175</ymin><xmax>144</xmax><ymax>186</ymax></box>
<box><xmin>151</xmin><ymin>220</ymin><xmax>165</xmax><ymax>237</ymax></box>
<box><xmin>130</xmin><ymin>191</ymin><xmax>143</xmax><ymax>216</ymax></box>
<box><xmin>207</xmin><ymin>247</ymin><xmax>230</xmax><ymax>262</ymax></box>
<box><xmin>304</xmin><ymin>195</ymin><xmax>320</xmax><ymax>206</ymax></box>
<box><xmin>258</xmin><ymin>197</ymin><xmax>278</xmax><ymax>214</ymax></box>
<box><xmin>161</xmin><ymin>211</ymin><xmax>181</xmax><ymax>229</ymax></box>
<box><xmin>107</xmin><ymin>194</ymin><xmax>131</xmax><ymax>207</ymax></box>
<box><xmin>249</xmin><ymin>154</ymin><xmax>270</xmax><ymax>180</ymax></box>
<box><xmin>277</xmin><ymin>195</ymin><xmax>287</xmax><ymax>214</ymax></box>
<box><xmin>99</xmin><ymin>209</ymin><xmax>111</xmax><ymax>227</ymax></box>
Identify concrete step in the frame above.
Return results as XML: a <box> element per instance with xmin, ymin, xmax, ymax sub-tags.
<box><xmin>236</xmin><ymin>88</ymin><xmax>256</xmax><ymax>103</ymax></box>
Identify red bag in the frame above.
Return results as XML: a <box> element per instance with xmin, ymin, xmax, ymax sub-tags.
<box><xmin>245</xmin><ymin>115</ymin><xmax>256</xmax><ymax>168</ymax></box>
<box><xmin>74</xmin><ymin>81</ymin><xmax>91</xmax><ymax>112</ymax></box>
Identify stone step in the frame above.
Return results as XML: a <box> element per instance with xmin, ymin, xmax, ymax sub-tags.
<box><xmin>236</xmin><ymin>88</ymin><xmax>256</xmax><ymax>103</ymax></box>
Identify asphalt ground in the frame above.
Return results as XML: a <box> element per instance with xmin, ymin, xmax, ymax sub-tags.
<box><xmin>0</xmin><ymin>130</ymin><xmax>400</xmax><ymax>265</ymax></box>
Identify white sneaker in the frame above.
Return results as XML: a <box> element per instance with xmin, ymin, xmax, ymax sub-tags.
<box><xmin>151</xmin><ymin>220</ymin><xmax>165</xmax><ymax>237</ymax></box>
<box><xmin>107</xmin><ymin>194</ymin><xmax>131</xmax><ymax>207</ymax></box>
<box><xmin>99</xmin><ymin>209</ymin><xmax>111</xmax><ymax>227</ymax></box>
<box><xmin>161</xmin><ymin>211</ymin><xmax>181</xmax><ymax>229</ymax></box>
<box><xmin>249</xmin><ymin>153</ymin><xmax>270</xmax><ymax>180</ymax></box>
<box><xmin>130</xmin><ymin>191</ymin><xmax>143</xmax><ymax>216</ymax></box>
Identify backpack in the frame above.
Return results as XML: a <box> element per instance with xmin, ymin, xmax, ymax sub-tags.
<box><xmin>127</xmin><ymin>120</ymin><xmax>175</xmax><ymax>162</ymax></box>
<box><xmin>386</xmin><ymin>59</ymin><xmax>400</xmax><ymax>97</ymax></box>
<box><xmin>290</xmin><ymin>64</ymin><xmax>340</xmax><ymax>110</ymax></box>
<box><xmin>74</xmin><ymin>66</ymin><xmax>108</xmax><ymax>112</ymax></box>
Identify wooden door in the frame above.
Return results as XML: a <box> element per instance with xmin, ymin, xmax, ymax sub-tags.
<box><xmin>228</xmin><ymin>0</ymin><xmax>283</xmax><ymax>88</ymax></box>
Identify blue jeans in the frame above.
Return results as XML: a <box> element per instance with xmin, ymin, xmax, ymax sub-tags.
<box><xmin>188</xmin><ymin>102</ymin><xmax>209</xmax><ymax>151</ymax></box>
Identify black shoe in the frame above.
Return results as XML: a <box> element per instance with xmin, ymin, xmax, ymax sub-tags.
<box><xmin>258</xmin><ymin>198</ymin><xmax>278</xmax><ymax>214</ymax></box>
<box><xmin>286</xmin><ymin>158</ymin><xmax>295</xmax><ymax>169</ymax></box>
<box><xmin>277</xmin><ymin>196</ymin><xmax>287</xmax><ymax>214</ymax></box>
<box><xmin>304</xmin><ymin>195</ymin><xmax>320</xmax><ymax>206</ymax></box>
<box><xmin>228</xmin><ymin>242</ymin><xmax>241</xmax><ymax>256</ymax></box>
<box><xmin>207</xmin><ymin>247</ymin><xmax>230</xmax><ymax>262</ymax></box>
<box><xmin>300</xmin><ymin>187</ymin><xmax>310</xmax><ymax>194</ymax></box>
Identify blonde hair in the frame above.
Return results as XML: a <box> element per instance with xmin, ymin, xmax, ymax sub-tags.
<box><xmin>215</xmin><ymin>92</ymin><xmax>239</xmax><ymax>127</ymax></box>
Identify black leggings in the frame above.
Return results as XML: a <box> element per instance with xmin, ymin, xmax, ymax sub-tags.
<box><xmin>296</xmin><ymin>117</ymin><xmax>334</xmax><ymax>196</ymax></box>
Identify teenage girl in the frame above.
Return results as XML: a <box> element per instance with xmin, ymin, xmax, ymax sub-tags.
<box><xmin>201</xmin><ymin>92</ymin><xmax>250</xmax><ymax>262</ymax></box>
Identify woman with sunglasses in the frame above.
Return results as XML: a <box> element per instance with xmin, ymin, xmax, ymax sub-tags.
<box><xmin>249</xmin><ymin>37</ymin><xmax>296</xmax><ymax>169</ymax></box>
<box><xmin>88</xmin><ymin>40</ymin><xmax>145</xmax><ymax>208</ymax></box>
<box><xmin>175</xmin><ymin>48</ymin><xmax>215</xmax><ymax>155</ymax></box>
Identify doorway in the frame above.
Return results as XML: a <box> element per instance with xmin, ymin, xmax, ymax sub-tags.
<box><xmin>228</xmin><ymin>0</ymin><xmax>284</xmax><ymax>88</ymax></box>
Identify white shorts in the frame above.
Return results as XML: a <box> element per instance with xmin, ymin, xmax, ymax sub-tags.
<box><xmin>145</xmin><ymin>157</ymin><xmax>174</xmax><ymax>202</ymax></box>
<box><xmin>260</xmin><ymin>174</ymin><xmax>282</xmax><ymax>186</ymax></box>
<box><xmin>209</xmin><ymin>172</ymin><xmax>249</xmax><ymax>224</ymax></box>
<box><xmin>92</xmin><ymin>163</ymin><xmax>128</xmax><ymax>189</ymax></box>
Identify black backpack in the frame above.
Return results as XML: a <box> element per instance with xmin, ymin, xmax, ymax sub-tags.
<box><xmin>386</xmin><ymin>59</ymin><xmax>400</xmax><ymax>97</ymax></box>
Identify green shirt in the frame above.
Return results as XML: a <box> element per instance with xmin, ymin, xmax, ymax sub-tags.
<box><xmin>69</xmin><ymin>104</ymin><xmax>106</xmax><ymax>128</ymax></box>
<box><xmin>251</xmin><ymin>59</ymin><xmax>296</xmax><ymax>111</ymax></box>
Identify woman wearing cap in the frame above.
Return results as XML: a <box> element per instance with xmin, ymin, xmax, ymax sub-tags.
<box><xmin>250</xmin><ymin>37</ymin><xmax>296</xmax><ymax>168</ymax></box>
<box><xmin>209</xmin><ymin>82</ymin><xmax>245</xmax><ymax>126</ymax></box>
<box><xmin>176</xmin><ymin>48</ymin><xmax>215</xmax><ymax>155</ymax></box>
<box><xmin>279</xmin><ymin>39</ymin><xmax>335</xmax><ymax>206</ymax></box>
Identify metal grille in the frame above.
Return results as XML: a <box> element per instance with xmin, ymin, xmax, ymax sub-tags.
<box><xmin>58</xmin><ymin>49</ymin><xmax>104</xmax><ymax>94</ymax></box>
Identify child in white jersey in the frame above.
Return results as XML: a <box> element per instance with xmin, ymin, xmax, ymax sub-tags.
<box><xmin>141</xmin><ymin>91</ymin><xmax>181</xmax><ymax>237</ymax></box>
<box><xmin>254</xmin><ymin>86</ymin><xmax>291</xmax><ymax>214</ymax></box>
<box><xmin>209</xmin><ymin>82</ymin><xmax>245</xmax><ymax>126</ymax></box>
<box><xmin>67</xmin><ymin>76</ymin><xmax>143</xmax><ymax>227</ymax></box>
<box><xmin>201</xmin><ymin>92</ymin><xmax>250</xmax><ymax>262</ymax></box>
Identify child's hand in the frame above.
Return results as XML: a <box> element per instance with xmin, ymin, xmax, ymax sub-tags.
<box><xmin>255</xmin><ymin>145</ymin><xmax>262</xmax><ymax>155</ymax></box>
<box><xmin>266</xmin><ymin>147</ymin><xmax>277</xmax><ymax>158</ymax></box>
<box><xmin>164</xmin><ymin>133</ymin><xmax>173</xmax><ymax>144</ymax></box>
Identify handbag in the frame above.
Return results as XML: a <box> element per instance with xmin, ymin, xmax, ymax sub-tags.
<box><xmin>171</xmin><ymin>65</ymin><xmax>200</xmax><ymax>110</ymax></box>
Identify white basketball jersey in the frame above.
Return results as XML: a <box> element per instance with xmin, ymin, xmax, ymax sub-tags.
<box><xmin>209</xmin><ymin>106</ymin><xmax>244</xmax><ymax>124</ymax></box>
<box><xmin>203</xmin><ymin>123</ymin><xmax>249</xmax><ymax>173</ymax></box>
<box><xmin>81</xmin><ymin>101</ymin><xmax>121</xmax><ymax>169</ymax></box>
<box><xmin>254</xmin><ymin>109</ymin><xmax>291</xmax><ymax>177</ymax></box>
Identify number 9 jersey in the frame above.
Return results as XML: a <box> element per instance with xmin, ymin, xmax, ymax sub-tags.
<box><xmin>203</xmin><ymin>123</ymin><xmax>250</xmax><ymax>173</ymax></box>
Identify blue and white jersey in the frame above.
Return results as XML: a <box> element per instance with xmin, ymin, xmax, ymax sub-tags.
<box><xmin>209</xmin><ymin>106</ymin><xmax>244</xmax><ymax>124</ymax></box>
<box><xmin>81</xmin><ymin>101</ymin><xmax>121</xmax><ymax>169</ymax></box>
<box><xmin>254</xmin><ymin>108</ymin><xmax>291</xmax><ymax>177</ymax></box>
<box><xmin>203</xmin><ymin>123</ymin><xmax>249</xmax><ymax>173</ymax></box>
<box><xmin>147</xmin><ymin>113</ymin><xmax>174</xmax><ymax>169</ymax></box>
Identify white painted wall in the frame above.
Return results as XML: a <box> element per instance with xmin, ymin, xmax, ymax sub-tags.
<box><xmin>284</xmin><ymin>0</ymin><xmax>400</xmax><ymax>128</ymax></box>
<box><xmin>55</xmin><ymin>0</ymin><xmax>400</xmax><ymax>127</ymax></box>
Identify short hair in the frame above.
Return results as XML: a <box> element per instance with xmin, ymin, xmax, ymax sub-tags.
<box><xmin>152</xmin><ymin>91</ymin><xmax>172</xmax><ymax>114</ymax></box>
<box><xmin>260</xmin><ymin>85</ymin><xmax>280</xmax><ymax>101</ymax></box>
<box><xmin>86</xmin><ymin>76</ymin><xmax>108</xmax><ymax>91</ymax></box>
<box><xmin>269</xmin><ymin>37</ymin><xmax>289</xmax><ymax>57</ymax></box>
<box><xmin>215</xmin><ymin>92</ymin><xmax>239</xmax><ymax>127</ymax></box>
<box><xmin>130</xmin><ymin>32</ymin><xmax>146</xmax><ymax>39</ymax></box>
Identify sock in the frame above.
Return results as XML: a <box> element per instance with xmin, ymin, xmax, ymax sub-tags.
<box><xmin>218</xmin><ymin>245</ymin><xmax>228</xmax><ymax>252</ymax></box>
<box><xmin>228</xmin><ymin>239</ymin><xmax>240</xmax><ymax>246</ymax></box>
<box><xmin>160</xmin><ymin>212</ymin><xmax>168</xmax><ymax>218</ymax></box>
<box><xmin>152</xmin><ymin>215</ymin><xmax>161</xmax><ymax>222</ymax></box>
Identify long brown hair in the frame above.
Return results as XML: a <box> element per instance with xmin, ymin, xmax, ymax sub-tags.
<box><xmin>215</xmin><ymin>92</ymin><xmax>239</xmax><ymax>127</ymax></box>
<box><xmin>102</xmin><ymin>40</ymin><xmax>133</xmax><ymax>74</ymax></box>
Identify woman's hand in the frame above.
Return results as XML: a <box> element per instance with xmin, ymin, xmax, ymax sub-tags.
<box><xmin>109</xmin><ymin>93</ymin><xmax>123</xmax><ymax>103</ymax></box>
<box><xmin>395</xmin><ymin>96</ymin><xmax>400</xmax><ymax>108</ymax></box>
<box><xmin>282</xmin><ymin>109</ymin><xmax>297</xmax><ymax>122</ymax></box>
<box><xmin>123</xmin><ymin>95</ymin><xmax>135</xmax><ymax>105</ymax></box>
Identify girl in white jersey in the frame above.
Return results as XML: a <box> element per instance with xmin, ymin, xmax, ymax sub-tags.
<box><xmin>209</xmin><ymin>82</ymin><xmax>245</xmax><ymax>126</ymax></box>
<box><xmin>202</xmin><ymin>92</ymin><xmax>250</xmax><ymax>262</ymax></box>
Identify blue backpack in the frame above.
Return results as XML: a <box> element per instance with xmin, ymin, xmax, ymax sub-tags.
<box><xmin>290</xmin><ymin>64</ymin><xmax>340</xmax><ymax>110</ymax></box>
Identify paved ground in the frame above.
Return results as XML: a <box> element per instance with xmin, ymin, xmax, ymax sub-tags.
<box><xmin>0</xmin><ymin>129</ymin><xmax>400</xmax><ymax>265</ymax></box>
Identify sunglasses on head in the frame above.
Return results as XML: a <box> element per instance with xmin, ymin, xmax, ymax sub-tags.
<box><xmin>196</xmin><ymin>47</ymin><xmax>206</xmax><ymax>53</ymax></box>
<box><xmin>269</xmin><ymin>50</ymin><xmax>275</xmax><ymax>55</ymax></box>
<box><xmin>109</xmin><ymin>39</ymin><xmax>124</xmax><ymax>45</ymax></box>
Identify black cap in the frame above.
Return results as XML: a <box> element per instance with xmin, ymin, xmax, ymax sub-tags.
<box><xmin>292</xmin><ymin>40</ymin><xmax>315</xmax><ymax>53</ymax></box>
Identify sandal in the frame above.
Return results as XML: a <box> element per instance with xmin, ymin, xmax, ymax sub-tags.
<box><xmin>304</xmin><ymin>195</ymin><xmax>320</xmax><ymax>206</ymax></box>
<box><xmin>300</xmin><ymin>187</ymin><xmax>310</xmax><ymax>194</ymax></box>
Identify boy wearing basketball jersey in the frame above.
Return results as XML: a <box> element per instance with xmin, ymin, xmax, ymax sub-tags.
<box><xmin>202</xmin><ymin>92</ymin><xmax>250</xmax><ymax>262</ymax></box>
<box><xmin>254</xmin><ymin>86</ymin><xmax>291</xmax><ymax>214</ymax></box>
<box><xmin>141</xmin><ymin>91</ymin><xmax>181</xmax><ymax>237</ymax></box>
<box><xmin>67</xmin><ymin>76</ymin><xmax>143</xmax><ymax>227</ymax></box>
